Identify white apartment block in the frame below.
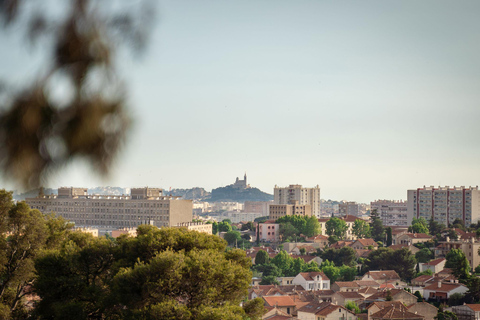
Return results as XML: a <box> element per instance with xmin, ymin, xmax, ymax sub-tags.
<box><xmin>407</xmin><ymin>186</ymin><xmax>480</xmax><ymax>227</ymax></box>
<box><xmin>274</xmin><ymin>184</ymin><xmax>321</xmax><ymax>217</ymax></box>
<box><xmin>370</xmin><ymin>200</ymin><xmax>411</xmax><ymax>226</ymax></box>
<box><xmin>26</xmin><ymin>187</ymin><xmax>193</xmax><ymax>230</ymax></box>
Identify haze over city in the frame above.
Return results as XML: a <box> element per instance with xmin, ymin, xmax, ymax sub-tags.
<box><xmin>1</xmin><ymin>1</ymin><xmax>480</xmax><ymax>203</ymax></box>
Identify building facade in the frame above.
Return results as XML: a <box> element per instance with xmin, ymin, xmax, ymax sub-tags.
<box><xmin>407</xmin><ymin>186</ymin><xmax>480</xmax><ymax>227</ymax></box>
<box><xmin>274</xmin><ymin>184</ymin><xmax>321</xmax><ymax>217</ymax></box>
<box><xmin>26</xmin><ymin>187</ymin><xmax>193</xmax><ymax>230</ymax></box>
<box><xmin>370</xmin><ymin>199</ymin><xmax>411</xmax><ymax>226</ymax></box>
<box><xmin>269</xmin><ymin>201</ymin><xmax>312</xmax><ymax>220</ymax></box>
<box><xmin>339</xmin><ymin>202</ymin><xmax>360</xmax><ymax>217</ymax></box>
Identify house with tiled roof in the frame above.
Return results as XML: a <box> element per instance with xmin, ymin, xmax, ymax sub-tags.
<box><xmin>292</xmin><ymin>272</ymin><xmax>330</xmax><ymax>291</ymax></box>
<box><xmin>365</xmin><ymin>289</ymin><xmax>417</xmax><ymax>306</ymax></box>
<box><xmin>419</xmin><ymin>258</ymin><xmax>446</xmax><ymax>274</ymax></box>
<box><xmin>411</xmin><ymin>275</ymin><xmax>435</xmax><ymax>287</ymax></box>
<box><xmin>354</xmin><ymin>249</ymin><xmax>372</xmax><ymax>258</ymax></box>
<box><xmin>330</xmin><ymin>240</ymin><xmax>355</xmax><ymax>249</ymax></box>
<box><xmin>361</xmin><ymin>271</ymin><xmax>401</xmax><ymax>284</ymax></box>
<box><xmin>367</xmin><ymin>301</ymin><xmax>408</xmax><ymax>320</ymax></box>
<box><xmin>263</xmin><ymin>295</ymin><xmax>297</xmax><ymax>317</ymax></box>
<box><xmin>297</xmin><ymin>301</ymin><xmax>357</xmax><ymax>320</ymax></box>
<box><xmin>249</xmin><ymin>285</ymin><xmax>286</xmax><ymax>299</ymax></box>
<box><xmin>332</xmin><ymin>291</ymin><xmax>365</xmax><ymax>307</ymax></box>
<box><xmin>370</xmin><ymin>305</ymin><xmax>424</xmax><ymax>320</ymax></box>
<box><xmin>355</xmin><ymin>280</ymin><xmax>380</xmax><ymax>289</ymax></box>
<box><xmin>452</xmin><ymin>304</ymin><xmax>480</xmax><ymax>320</ymax></box>
<box><xmin>306</xmin><ymin>234</ymin><xmax>329</xmax><ymax>247</ymax></box>
<box><xmin>331</xmin><ymin>281</ymin><xmax>360</xmax><ymax>292</ymax></box>
<box><xmin>351</xmin><ymin>239</ymin><xmax>378</xmax><ymax>250</ymax></box>
<box><xmin>407</xmin><ymin>302</ymin><xmax>438</xmax><ymax>320</ymax></box>
<box><xmin>423</xmin><ymin>281</ymin><xmax>468</xmax><ymax>301</ymax></box>
<box><xmin>397</xmin><ymin>233</ymin><xmax>433</xmax><ymax>246</ymax></box>
<box><xmin>358</xmin><ymin>287</ymin><xmax>378</xmax><ymax>298</ymax></box>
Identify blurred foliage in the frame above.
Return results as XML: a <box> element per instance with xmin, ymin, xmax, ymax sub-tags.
<box><xmin>0</xmin><ymin>0</ymin><xmax>155</xmax><ymax>189</ymax></box>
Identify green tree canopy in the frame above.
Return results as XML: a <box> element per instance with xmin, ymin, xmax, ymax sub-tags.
<box><xmin>352</xmin><ymin>219</ymin><xmax>371</xmax><ymax>239</ymax></box>
<box><xmin>370</xmin><ymin>214</ymin><xmax>385</xmax><ymax>242</ymax></box>
<box><xmin>255</xmin><ymin>250</ymin><xmax>269</xmax><ymax>265</ymax></box>
<box><xmin>415</xmin><ymin>248</ymin><xmax>434</xmax><ymax>263</ymax></box>
<box><xmin>445</xmin><ymin>249</ymin><xmax>470</xmax><ymax>282</ymax></box>
<box><xmin>409</xmin><ymin>218</ymin><xmax>430</xmax><ymax>234</ymax></box>
<box><xmin>365</xmin><ymin>247</ymin><xmax>416</xmax><ymax>281</ymax></box>
<box><xmin>34</xmin><ymin>226</ymin><xmax>263</xmax><ymax>319</ymax></box>
<box><xmin>326</xmin><ymin>217</ymin><xmax>347</xmax><ymax>240</ymax></box>
<box><xmin>224</xmin><ymin>230</ymin><xmax>242</xmax><ymax>246</ymax></box>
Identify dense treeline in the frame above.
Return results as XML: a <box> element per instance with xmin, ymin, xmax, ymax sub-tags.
<box><xmin>0</xmin><ymin>190</ymin><xmax>263</xmax><ymax>320</ymax></box>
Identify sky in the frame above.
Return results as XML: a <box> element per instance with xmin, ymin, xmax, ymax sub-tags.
<box><xmin>1</xmin><ymin>1</ymin><xmax>480</xmax><ymax>203</ymax></box>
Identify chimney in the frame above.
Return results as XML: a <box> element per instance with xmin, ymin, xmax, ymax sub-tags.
<box><xmin>438</xmin><ymin>281</ymin><xmax>442</xmax><ymax>288</ymax></box>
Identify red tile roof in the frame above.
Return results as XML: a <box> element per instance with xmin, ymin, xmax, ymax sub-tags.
<box><xmin>370</xmin><ymin>306</ymin><xmax>424</xmax><ymax>320</ymax></box>
<box><xmin>334</xmin><ymin>291</ymin><xmax>364</xmax><ymax>299</ymax></box>
<box><xmin>423</xmin><ymin>282</ymin><xmax>467</xmax><ymax>293</ymax></box>
<box><xmin>423</xmin><ymin>258</ymin><xmax>445</xmax><ymax>266</ymax></box>
<box><xmin>299</xmin><ymin>271</ymin><xmax>329</xmax><ymax>281</ymax></box>
<box><xmin>354</xmin><ymin>239</ymin><xmax>378</xmax><ymax>246</ymax></box>
<box><xmin>367</xmin><ymin>301</ymin><xmax>407</xmax><ymax>311</ymax></box>
<box><xmin>263</xmin><ymin>295</ymin><xmax>296</xmax><ymax>307</ymax></box>
<box><xmin>412</xmin><ymin>275</ymin><xmax>434</xmax><ymax>283</ymax></box>
<box><xmin>466</xmin><ymin>304</ymin><xmax>480</xmax><ymax>312</ymax></box>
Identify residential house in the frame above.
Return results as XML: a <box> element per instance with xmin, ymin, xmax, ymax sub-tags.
<box><xmin>263</xmin><ymin>296</ymin><xmax>297</xmax><ymax>316</ymax></box>
<box><xmin>419</xmin><ymin>258</ymin><xmax>446</xmax><ymax>274</ymax></box>
<box><xmin>293</xmin><ymin>272</ymin><xmax>330</xmax><ymax>291</ymax></box>
<box><xmin>277</xmin><ymin>277</ymin><xmax>296</xmax><ymax>286</ymax></box>
<box><xmin>423</xmin><ymin>281</ymin><xmax>468</xmax><ymax>301</ymax></box>
<box><xmin>452</xmin><ymin>304</ymin><xmax>480</xmax><ymax>320</ymax></box>
<box><xmin>262</xmin><ymin>306</ymin><xmax>294</xmax><ymax>320</ymax></box>
<box><xmin>366</xmin><ymin>301</ymin><xmax>407</xmax><ymax>320</ymax></box>
<box><xmin>407</xmin><ymin>302</ymin><xmax>438</xmax><ymax>320</ymax></box>
<box><xmin>306</xmin><ymin>234</ymin><xmax>330</xmax><ymax>248</ymax></box>
<box><xmin>331</xmin><ymin>282</ymin><xmax>360</xmax><ymax>292</ymax></box>
<box><xmin>365</xmin><ymin>289</ymin><xmax>417</xmax><ymax>306</ymax></box>
<box><xmin>332</xmin><ymin>291</ymin><xmax>364</xmax><ymax>307</ymax></box>
<box><xmin>351</xmin><ymin>239</ymin><xmax>378</xmax><ymax>250</ymax></box>
<box><xmin>355</xmin><ymin>280</ymin><xmax>380</xmax><ymax>289</ymax></box>
<box><xmin>411</xmin><ymin>275</ymin><xmax>435</xmax><ymax>287</ymax></box>
<box><xmin>397</xmin><ymin>233</ymin><xmax>433</xmax><ymax>245</ymax></box>
<box><xmin>361</xmin><ymin>271</ymin><xmax>401</xmax><ymax>284</ymax></box>
<box><xmin>297</xmin><ymin>301</ymin><xmax>357</xmax><ymax>320</ymax></box>
<box><xmin>370</xmin><ymin>306</ymin><xmax>424</xmax><ymax>320</ymax></box>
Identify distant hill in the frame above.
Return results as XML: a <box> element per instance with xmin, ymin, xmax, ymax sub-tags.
<box><xmin>88</xmin><ymin>186</ymin><xmax>128</xmax><ymax>195</ymax></box>
<box><xmin>208</xmin><ymin>186</ymin><xmax>273</xmax><ymax>202</ymax></box>
<box><xmin>167</xmin><ymin>188</ymin><xmax>210</xmax><ymax>200</ymax></box>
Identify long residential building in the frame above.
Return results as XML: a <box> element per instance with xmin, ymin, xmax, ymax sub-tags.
<box><xmin>26</xmin><ymin>187</ymin><xmax>192</xmax><ymax>230</ymax></box>
<box><xmin>407</xmin><ymin>186</ymin><xmax>480</xmax><ymax>227</ymax></box>
<box><xmin>370</xmin><ymin>199</ymin><xmax>411</xmax><ymax>226</ymax></box>
<box><xmin>274</xmin><ymin>184</ymin><xmax>321</xmax><ymax>217</ymax></box>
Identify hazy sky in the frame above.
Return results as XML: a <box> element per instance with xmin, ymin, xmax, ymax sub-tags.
<box><xmin>1</xmin><ymin>1</ymin><xmax>480</xmax><ymax>202</ymax></box>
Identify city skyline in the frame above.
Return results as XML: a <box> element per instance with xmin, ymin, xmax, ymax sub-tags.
<box><xmin>1</xmin><ymin>1</ymin><xmax>480</xmax><ymax>203</ymax></box>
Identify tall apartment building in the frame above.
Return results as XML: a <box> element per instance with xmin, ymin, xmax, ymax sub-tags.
<box><xmin>26</xmin><ymin>187</ymin><xmax>192</xmax><ymax>230</ymax></box>
<box><xmin>274</xmin><ymin>184</ymin><xmax>321</xmax><ymax>217</ymax></box>
<box><xmin>338</xmin><ymin>202</ymin><xmax>360</xmax><ymax>217</ymax></box>
<box><xmin>370</xmin><ymin>200</ymin><xmax>410</xmax><ymax>226</ymax></box>
<box><xmin>407</xmin><ymin>186</ymin><xmax>480</xmax><ymax>227</ymax></box>
<box><xmin>269</xmin><ymin>201</ymin><xmax>312</xmax><ymax>220</ymax></box>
